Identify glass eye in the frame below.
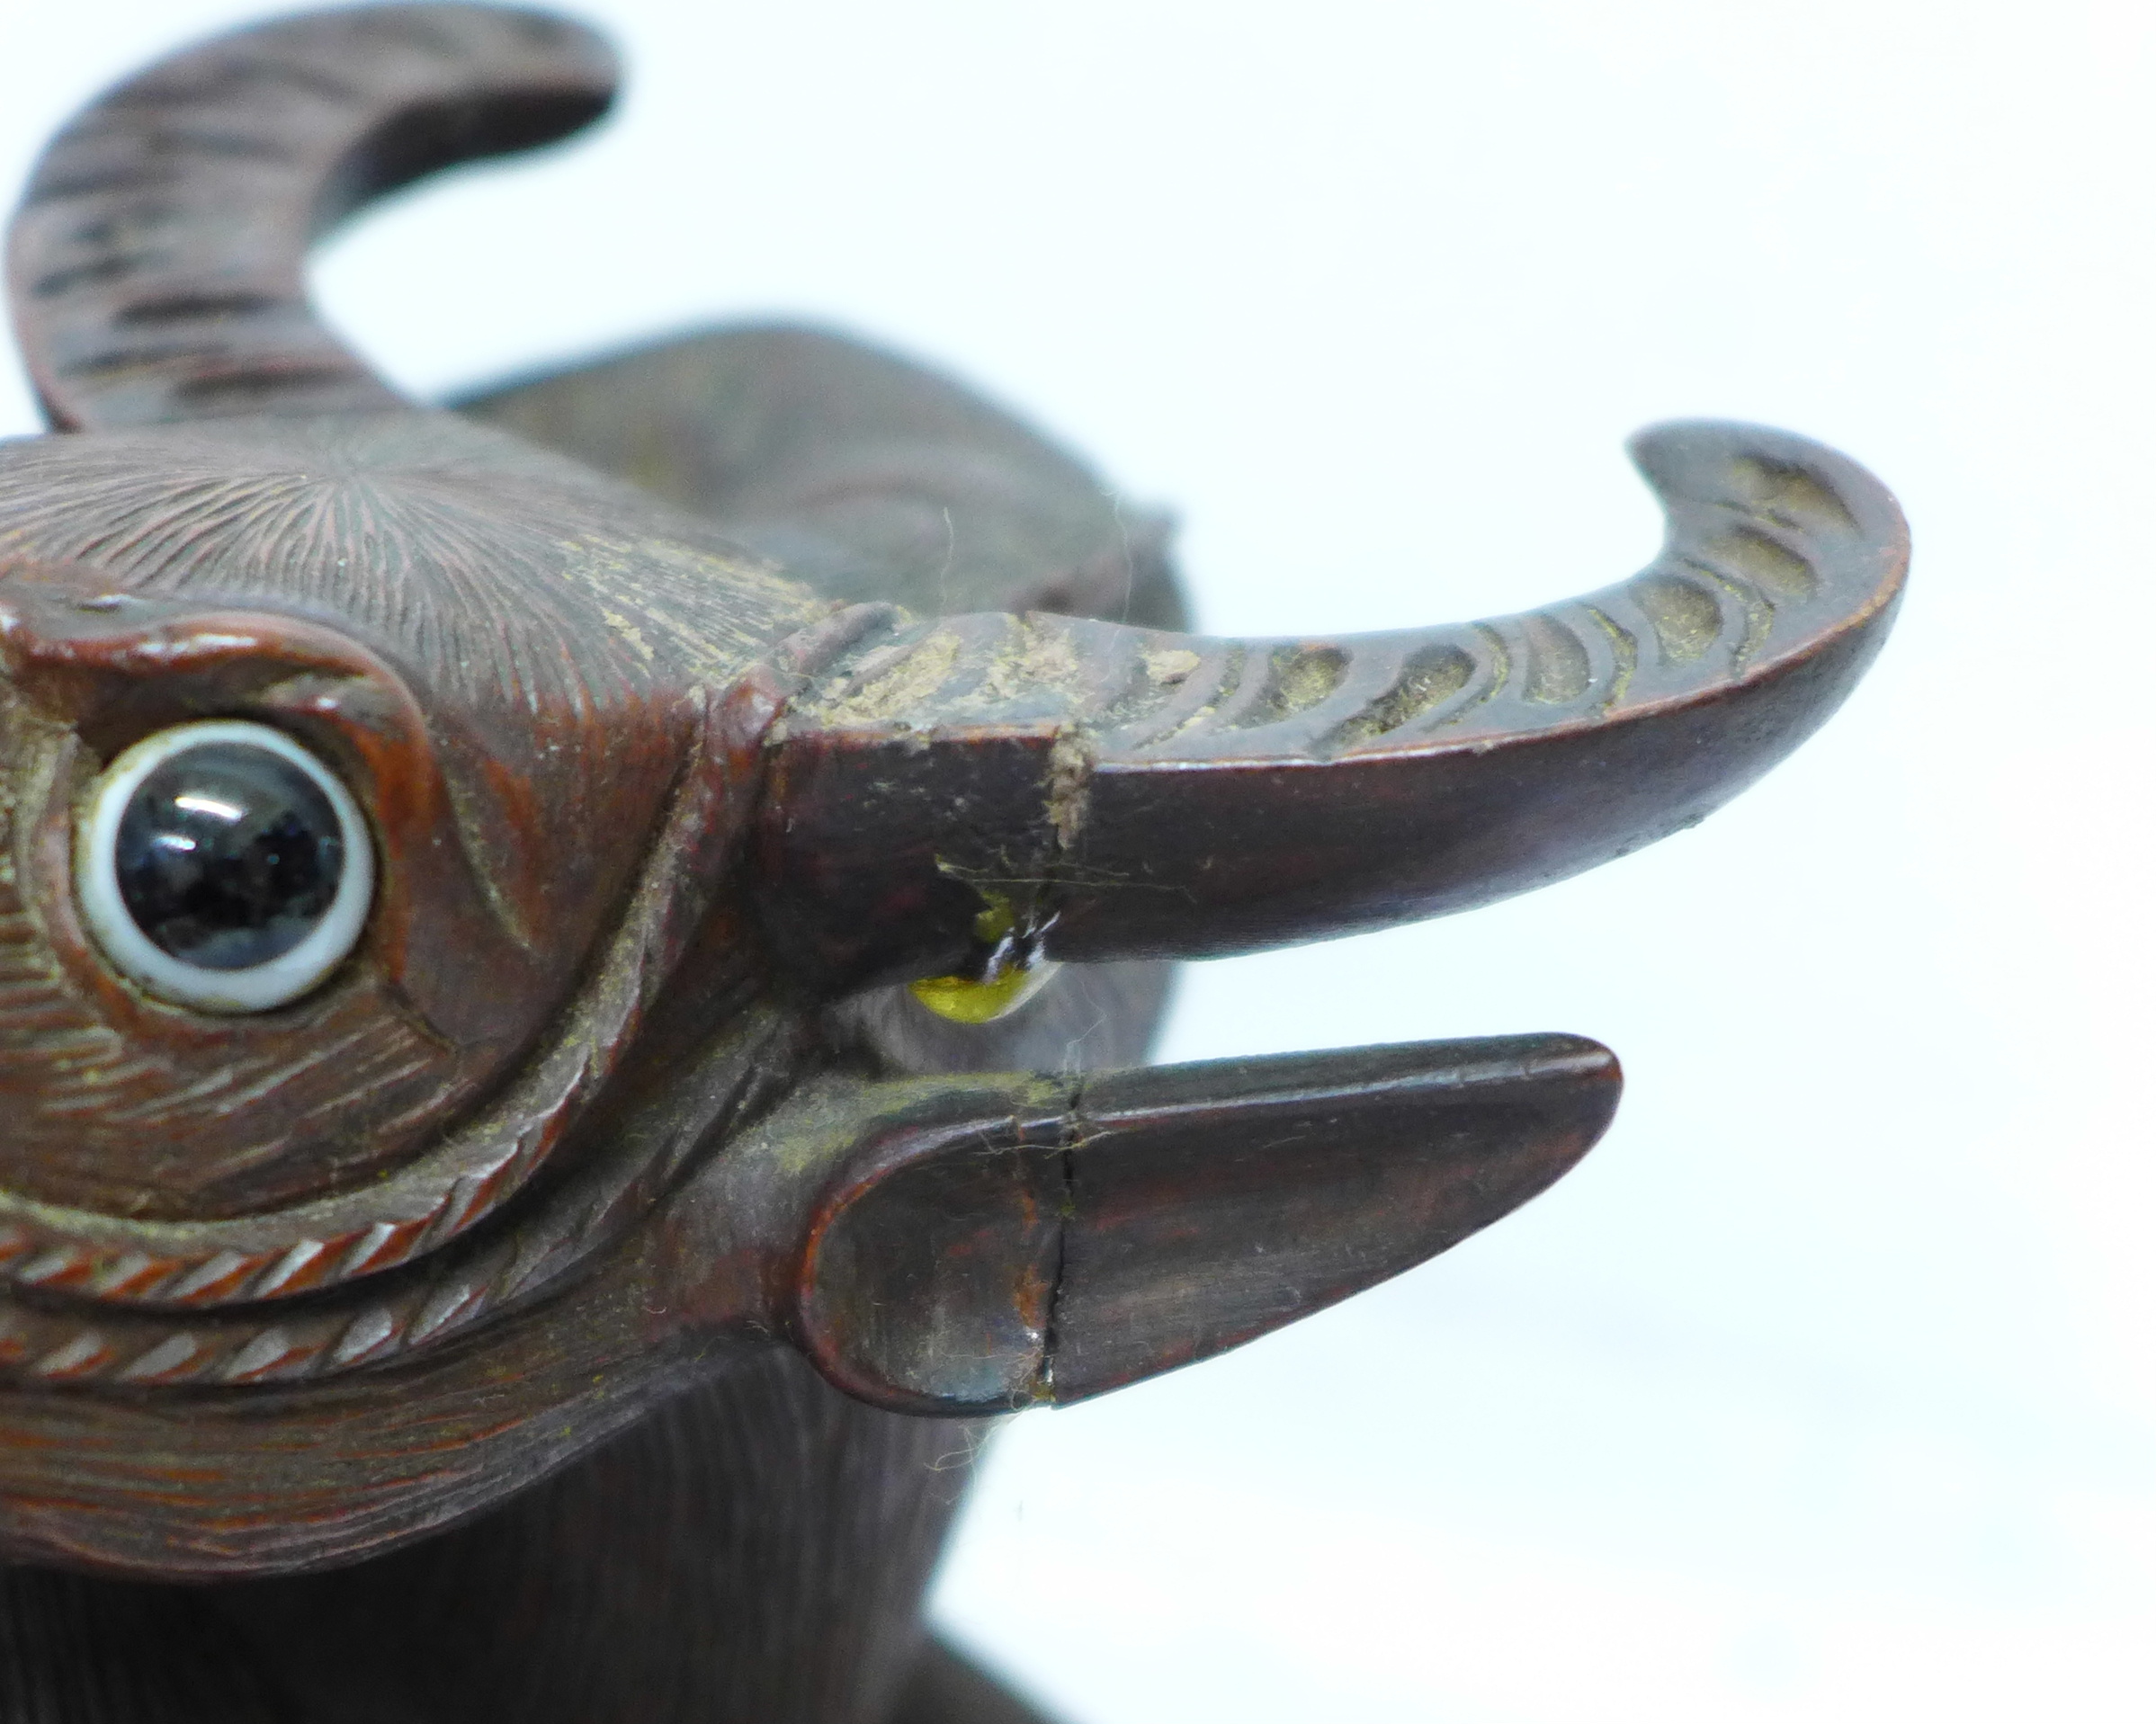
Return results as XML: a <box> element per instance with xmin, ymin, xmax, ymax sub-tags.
<box><xmin>76</xmin><ymin>719</ymin><xmax>375</xmax><ymax>1013</ymax></box>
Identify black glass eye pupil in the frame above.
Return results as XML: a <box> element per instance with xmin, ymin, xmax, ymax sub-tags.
<box><xmin>112</xmin><ymin>742</ymin><xmax>346</xmax><ymax>971</ymax></box>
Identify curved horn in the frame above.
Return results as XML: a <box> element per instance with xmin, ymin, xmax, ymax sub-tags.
<box><xmin>7</xmin><ymin>3</ymin><xmax>615</xmax><ymax>431</ymax></box>
<box><xmin>759</xmin><ymin>419</ymin><xmax>1908</xmax><ymax>987</ymax></box>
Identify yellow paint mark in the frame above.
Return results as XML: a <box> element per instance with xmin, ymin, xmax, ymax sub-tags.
<box><xmin>910</xmin><ymin>961</ymin><xmax>1061</xmax><ymax>1024</ymax></box>
<box><xmin>908</xmin><ymin>891</ymin><xmax>1060</xmax><ymax>1023</ymax></box>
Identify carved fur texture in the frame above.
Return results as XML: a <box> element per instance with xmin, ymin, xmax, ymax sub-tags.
<box><xmin>0</xmin><ymin>9</ymin><xmax>1905</xmax><ymax>1720</ymax></box>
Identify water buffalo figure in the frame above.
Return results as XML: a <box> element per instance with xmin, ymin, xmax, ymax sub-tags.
<box><xmin>0</xmin><ymin>6</ymin><xmax>1905</xmax><ymax>1720</ymax></box>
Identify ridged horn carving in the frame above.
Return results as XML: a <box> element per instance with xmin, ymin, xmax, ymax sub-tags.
<box><xmin>758</xmin><ymin>419</ymin><xmax>1908</xmax><ymax>987</ymax></box>
<box><xmin>8</xmin><ymin>3</ymin><xmax>615</xmax><ymax>431</ymax></box>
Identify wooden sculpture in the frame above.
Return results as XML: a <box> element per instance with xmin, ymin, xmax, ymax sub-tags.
<box><xmin>0</xmin><ymin>6</ymin><xmax>1908</xmax><ymax>1720</ymax></box>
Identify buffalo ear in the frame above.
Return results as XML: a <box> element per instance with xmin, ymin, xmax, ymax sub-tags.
<box><xmin>774</xmin><ymin>1036</ymin><xmax>1619</xmax><ymax>1415</ymax></box>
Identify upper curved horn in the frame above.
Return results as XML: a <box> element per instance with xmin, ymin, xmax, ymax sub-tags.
<box><xmin>758</xmin><ymin>420</ymin><xmax>1909</xmax><ymax>987</ymax></box>
<box><xmin>8</xmin><ymin>4</ymin><xmax>615</xmax><ymax>431</ymax></box>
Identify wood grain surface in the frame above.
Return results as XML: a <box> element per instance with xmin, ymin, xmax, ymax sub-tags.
<box><xmin>0</xmin><ymin>5</ymin><xmax>1906</xmax><ymax>1720</ymax></box>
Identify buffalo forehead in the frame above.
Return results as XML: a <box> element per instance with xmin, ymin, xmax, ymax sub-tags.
<box><xmin>0</xmin><ymin>409</ymin><xmax>826</xmax><ymax>849</ymax></box>
<box><xmin>0</xmin><ymin>410</ymin><xmax>820</xmax><ymax>710</ymax></box>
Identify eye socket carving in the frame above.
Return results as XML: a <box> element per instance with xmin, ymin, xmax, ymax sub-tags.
<box><xmin>75</xmin><ymin>719</ymin><xmax>376</xmax><ymax>1014</ymax></box>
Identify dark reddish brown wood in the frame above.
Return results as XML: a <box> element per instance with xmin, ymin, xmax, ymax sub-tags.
<box><xmin>0</xmin><ymin>5</ymin><xmax>1908</xmax><ymax>1721</ymax></box>
<box><xmin>756</xmin><ymin>424</ymin><xmax>1905</xmax><ymax>991</ymax></box>
<box><xmin>10</xmin><ymin>3</ymin><xmax>615</xmax><ymax>429</ymax></box>
<box><xmin>793</xmin><ymin>1037</ymin><xmax>1619</xmax><ymax>1414</ymax></box>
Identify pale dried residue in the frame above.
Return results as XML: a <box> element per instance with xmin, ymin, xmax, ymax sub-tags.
<box><xmin>1630</xmin><ymin>571</ymin><xmax>1724</xmax><ymax>662</ymax></box>
<box><xmin>967</xmin><ymin>618</ymin><xmax>1087</xmax><ymax>715</ymax></box>
<box><xmin>1208</xmin><ymin>644</ymin><xmax>1349</xmax><ymax>734</ymax></box>
<box><xmin>1320</xmin><ymin>642</ymin><xmax>1472</xmax><ymax>751</ymax></box>
<box><xmin>559</xmin><ymin>534</ymin><xmax>825</xmax><ymax>684</ymax></box>
<box><xmin>1704</xmin><ymin>526</ymin><xmax>1817</xmax><ymax>603</ymax></box>
<box><xmin>819</xmin><ymin>630</ymin><xmax>962</xmax><ymax>727</ymax></box>
<box><xmin>1725</xmin><ymin>453</ymin><xmax>1856</xmax><ymax>534</ymax></box>
<box><xmin>1519</xmin><ymin>612</ymin><xmax>1591</xmax><ymax>705</ymax></box>
<box><xmin>1141</xmin><ymin>647</ymin><xmax>1200</xmax><ymax>685</ymax></box>
<box><xmin>599</xmin><ymin>610</ymin><xmax>655</xmax><ymax>665</ymax></box>
<box><xmin>1124</xmin><ymin>643</ymin><xmax>1247</xmax><ymax>751</ymax></box>
<box><xmin>1047</xmin><ymin>731</ymin><xmax>1092</xmax><ymax>851</ymax></box>
<box><xmin>1141</xmin><ymin>701</ymin><xmax>1218</xmax><ymax>748</ymax></box>
<box><xmin>630</xmin><ymin>535</ymin><xmax>801</xmax><ymax>605</ymax></box>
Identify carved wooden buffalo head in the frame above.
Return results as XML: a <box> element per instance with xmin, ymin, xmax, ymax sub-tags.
<box><xmin>0</xmin><ymin>4</ymin><xmax>1903</xmax><ymax>1580</ymax></box>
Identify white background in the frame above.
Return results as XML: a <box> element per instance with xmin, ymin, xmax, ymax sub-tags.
<box><xmin>4</xmin><ymin>2</ymin><xmax>2154</xmax><ymax>1719</ymax></box>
